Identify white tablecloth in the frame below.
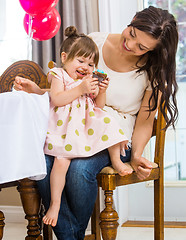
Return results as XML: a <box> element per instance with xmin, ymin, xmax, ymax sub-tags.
<box><xmin>0</xmin><ymin>91</ymin><xmax>49</xmax><ymax>184</ymax></box>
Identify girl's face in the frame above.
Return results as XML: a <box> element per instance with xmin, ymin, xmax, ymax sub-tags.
<box><xmin>61</xmin><ymin>53</ymin><xmax>95</xmax><ymax>80</ymax></box>
<box><xmin>120</xmin><ymin>26</ymin><xmax>158</xmax><ymax>56</ymax></box>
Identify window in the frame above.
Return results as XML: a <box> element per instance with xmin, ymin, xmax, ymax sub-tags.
<box><xmin>0</xmin><ymin>0</ymin><xmax>30</xmax><ymax>75</ymax></box>
<box><xmin>144</xmin><ymin>0</ymin><xmax>186</xmax><ymax>181</ymax></box>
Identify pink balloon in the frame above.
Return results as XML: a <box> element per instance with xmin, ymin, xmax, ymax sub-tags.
<box><xmin>24</xmin><ymin>8</ymin><xmax>61</xmax><ymax>41</ymax></box>
<box><xmin>19</xmin><ymin>0</ymin><xmax>59</xmax><ymax>16</ymax></box>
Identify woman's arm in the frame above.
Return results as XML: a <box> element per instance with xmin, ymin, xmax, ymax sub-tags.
<box><xmin>131</xmin><ymin>90</ymin><xmax>161</xmax><ymax>180</ymax></box>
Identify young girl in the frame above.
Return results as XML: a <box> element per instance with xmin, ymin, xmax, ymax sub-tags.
<box><xmin>43</xmin><ymin>26</ymin><xmax>133</xmax><ymax>227</ymax></box>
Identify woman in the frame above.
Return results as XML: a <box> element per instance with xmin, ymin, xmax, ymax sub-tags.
<box><xmin>14</xmin><ymin>6</ymin><xmax>178</xmax><ymax>240</ymax></box>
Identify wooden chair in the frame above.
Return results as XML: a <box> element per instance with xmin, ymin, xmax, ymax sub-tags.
<box><xmin>96</xmin><ymin>108</ymin><xmax>166</xmax><ymax>240</ymax></box>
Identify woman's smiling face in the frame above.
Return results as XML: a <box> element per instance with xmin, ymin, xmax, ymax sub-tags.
<box><xmin>120</xmin><ymin>26</ymin><xmax>159</xmax><ymax>56</ymax></box>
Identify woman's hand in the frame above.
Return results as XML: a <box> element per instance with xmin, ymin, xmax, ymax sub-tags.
<box><xmin>130</xmin><ymin>155</ymin><xmax>153</xmax><ymax>180</ymax></box>
<box><xmin>98</xmin><ymin>77</ymin><xmax>109</xmax><ymax>94</ymax></box>
<box><xmin>14</xmin><ymin>76</ymin><xmax>45</xmax><ymax>95</ymax></box>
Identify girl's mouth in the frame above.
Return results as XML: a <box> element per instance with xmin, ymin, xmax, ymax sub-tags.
<box><xmin>76</xmin><ymin>70</ymin><xmax>87</xmax><ymax>77</ymax></box>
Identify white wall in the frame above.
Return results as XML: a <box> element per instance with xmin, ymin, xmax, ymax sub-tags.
<box><xmin>128</xmin><ymin>182</ymin><xmax>186</xmax><ymax>222</ymax></box>
<box><xmin>0</xmin><ymin>0</ymin><xmax>6</xmax><ymax>39</ymax></box>
<box><xmin>128</xmin><ymin>84</ymin><xmax>186</xmax><ymax>222</ymax></box>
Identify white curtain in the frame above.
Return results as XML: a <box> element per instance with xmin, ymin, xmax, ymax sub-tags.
<box><xmin>98</xmin><ymin>0</ymin><xmax>139</xmax><ymax>33</ymax></box>
<box><xmin>98</xmin><ymin>0</ymin><xmax>140</xmax><ymax>225</ymax></box>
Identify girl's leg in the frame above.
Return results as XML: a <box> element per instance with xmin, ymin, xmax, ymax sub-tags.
<box><xmin>43</xmin><ymin>157</ymin><xmax>71</xmax><ymax>227</ymax></box>
<box><xmin>37</xmin><ymin>151</ymin><xmax>111</xmax><ymax>240</ymax></box>
<box><xmin>108</xmin><ymin>143</ymin><xmax>133</xmax><ymax>176</ymax></box>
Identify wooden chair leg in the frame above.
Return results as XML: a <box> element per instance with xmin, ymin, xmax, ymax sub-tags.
<box><xmin>99</xmin><ymin>190</ymin><xmax>119</xmax><ymax>240</ymax></box>
<box><xmin>91</xmin><ymin>190</ymin><xmax>101</xmax><ymax>240</ymax></box>
<box><xmin>18</xmin><ymin>179</ymin><xmax>42</xmax><ymax>240</ymax></box>
<box><xmin>154</xmin><ymin>177</ymin><xmax>164</xmax><ymax>240</ymax></box>
<box><xmin>43</xmin><ymin>225</ymin><xmax>53</xmax><ymax>240</ymax></box>
<box><xmin>39</xmin><ymin>204</ymin><xmax>53</xmax><ymax>240</ymax></box>
<box><xmin>0</xmin><ymin>211</ymin><xmax>5</xmax><ymax>240</ymax></box>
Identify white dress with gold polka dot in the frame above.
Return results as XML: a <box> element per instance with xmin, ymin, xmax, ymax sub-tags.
<box><xmin>44</xmin><ymin>68</ymin><xmax>128</xmax><ymax>159</ymax></box>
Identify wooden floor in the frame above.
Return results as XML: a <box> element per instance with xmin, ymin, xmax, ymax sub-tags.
<box><xmin>122</xmin><ymin>220</ymin><xmax>186</xmax><ymax>228</ymax></box>
<box><xmin>3</xmin><ymin>223</ymin><xmax>186</xmax><ymax>240</ymax></box>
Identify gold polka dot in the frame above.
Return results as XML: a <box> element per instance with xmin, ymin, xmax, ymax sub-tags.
<box><xmin>89</xmin><ymin>111</ymin><xmax>95</xmax><ymax>117</ymax></box>
<box><xmin>47</xmin><ymin>132</ymin><xmax>49</xmax><ymax>134</ymax></box>
<box><xmin>69</xmin><ymin>116</ymin><xmax>72</xmax><ymax>122</ymax></box>
<box><xmin>48</xmin><ymin>143</ymin><xmax>53</xmax><ymax>150</ymax></box>
<box><xmin>54</xmin><ymin>107</ymin><xmax>58</xmax><ymax>112</ymax></box>
<box><xmin>82</xmin><ymin>119</ymin><xmax>86</xmax><ymax>125</ymax></box>
<box><xmin>61</xmin><ymin>134</ymin><xmax>66</xmax><ymax>139</ymax></box>
<box><xmin>65</xmin><ymin>144</ymin><xmax>72</xmax><ymax>151</ymax></box>
<box><xmin>119</xmin><ymin>129</ymin><xmax>124</xmax><ymax>135</ymax></box>
<box><xmin>69</xmin><ymin>107</ymin><xmax>72</xmax><ymax>112</ymax></box>
<box><xmin>57</xmin><ymin>120</ymin><xmax>63</xmax><ymax>126</ymax></box>
<box><xmin>75</xmin><ymin>129</ymin><xmax>79</xmax><ymax>136</ymax></box>
<box><xmin>104</xmin><ymin>117</ymin><xmax>110</xmax><ymax>124</ymax></box>
<box><xmin>102</xmin><ymin>135</ymin><xmax>108</xmax><ymax>141</ymax></box>
<box><xmin>88</xmin><ymin>128</ymin><xmax>94</xmax><ymax>135</ymax></box>
<box><xmin>50</xmin><ymin>72</ymin><xmax>57</xmax><ymax>77</ymax></box>
<box><xmin>85</xmin><ymin>146</ymin><xmax>91</xmax><ymax>151</ymax></box>
<box><xmin>77</xmin><ymin>103</ymin><xmax>80</xmax><ymax>108</ymax></box>
<box><xmin>85</xmin><ymin>104</ymin><xmax>88</xmax><ymax>110</ymax></box>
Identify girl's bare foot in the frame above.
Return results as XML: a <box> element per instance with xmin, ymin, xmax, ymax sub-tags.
<box><xmin>42</xmin><ymin>204</ymin><xmax>60</xmax><ymax>227</ymax></box>
<box><xmin>112</xmin><ymin>161</ymin><xmax>133</xmax><ymax>176</ymax></box>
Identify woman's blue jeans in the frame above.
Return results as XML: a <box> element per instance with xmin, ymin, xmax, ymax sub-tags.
<box><xmin>37</xmin><ymin>148</ymin><xmax>131</xmax><ymax>240</ymax></box>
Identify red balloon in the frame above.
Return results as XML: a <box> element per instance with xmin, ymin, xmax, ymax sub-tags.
<box><xmin>19</xmin><ymin>0</ymin><xmax>59</xmax><ymax>16</ymax></box>
<box><xmin>24</xmin><ymin>8</ymin><xmax>61</xmax><ymax>41</ymax></box>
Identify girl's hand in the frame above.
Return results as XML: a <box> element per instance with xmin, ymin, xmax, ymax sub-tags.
<box><xmin>14</xmin><ymin>76</ymin><xmax>44</xmax><ymax>95</ymax></box>
<box><xmin>130</xmin><ymin>155</ymin><xmax>153</xmax><ymax>180</ymax></box>
<box><xmin>79</xmin><ymin>75</ymin><xmax>98</xmax><ymax>95</ymax></box>
<box><xmin>98</xmin><ymin>77</ymin><xmax>109</xmax><ymax>94</ymax></box>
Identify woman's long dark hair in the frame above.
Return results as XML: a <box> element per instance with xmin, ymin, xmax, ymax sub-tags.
<box><xmin>130</xmin><ymin>6</ymin><xmax>178</xmax><ymax>129</ymax></box>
